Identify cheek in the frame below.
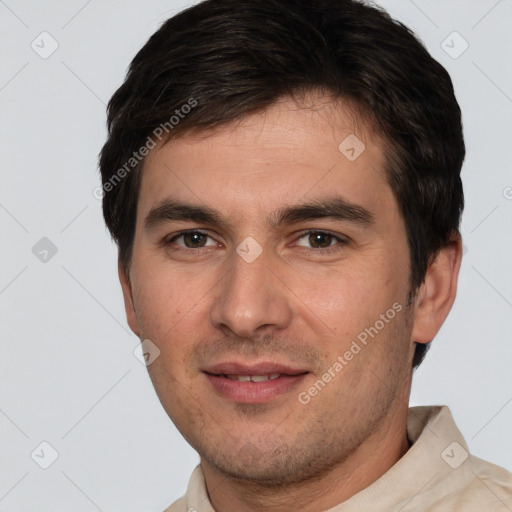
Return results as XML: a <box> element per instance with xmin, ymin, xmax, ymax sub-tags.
<box><xmin>291</xmin><ymin>261</ymin><xmax>400</xmax><ymax>336</ymax></box>
<box><xmin>130</xmin><ymin>264</ymin><xmax>214</xmax><ymax>342</ymax></box>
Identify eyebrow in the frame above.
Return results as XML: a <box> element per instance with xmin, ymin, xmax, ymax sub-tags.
<box><xmin>144</xmin><ymin>201</ymin><xmax>227</xmax><ymax>230</ymax></box>
<box><xmin>269</xmin><ymin>197</ymin><xmax>374</xmax><ymax>229</ymax></box>
<box><xmin>144</xmin><ymin>196</ymin><xmax>375</xmax><ymax>231</ymax></box>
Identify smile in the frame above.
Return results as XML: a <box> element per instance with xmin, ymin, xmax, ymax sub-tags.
<box><xmin>204</xmin><ymin>371</ymin><xmax>309</xmax><ymax>404</ymax></box>
<box><xmin>224</xmin><ymin>373</ymin><xmax>282</xmax><ymax>382</ymax></box>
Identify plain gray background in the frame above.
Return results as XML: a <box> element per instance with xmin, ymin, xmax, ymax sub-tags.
<box><xmin>1</xmin><ymin>0</ymin><xmax>511</xmax><ymax>510</ymax></box>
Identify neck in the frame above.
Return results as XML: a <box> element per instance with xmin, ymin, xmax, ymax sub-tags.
<box><xmin>201</xmin><ymin>405</ymin><xmax>411</xmax><ymax>512</ymax></box>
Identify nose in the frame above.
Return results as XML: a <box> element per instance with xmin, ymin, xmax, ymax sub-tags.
<box><xmin>210</xmin><ymin>247</ymin><xmax>293</xmax><ymax>338</ymax></box>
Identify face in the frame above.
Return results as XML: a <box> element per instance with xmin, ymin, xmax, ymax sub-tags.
<box><xmin>122</xmin><ymin>95</ymin><xmax>419</xmax><ymax>485</ymax></box>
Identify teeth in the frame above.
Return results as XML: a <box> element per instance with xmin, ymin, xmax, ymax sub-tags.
<box><xmin>225</xmin><ymin>373</ymin><xmax>282</xmax><ymax>382</ymax></box>
<box><xmin>228</xmin><ymin>375</ymin><xmax>251</xmax><ymax>382</ymax></box>
<box><xmin>251</xmin><ymin>375</ymin><xmax>269</xmax><ymax>382</ymax></box>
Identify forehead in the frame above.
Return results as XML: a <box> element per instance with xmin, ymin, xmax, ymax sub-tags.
<box><xmin>138</xmin><ymin>95</ymin><xmax>393</xmax><ymax>221</ymax></box>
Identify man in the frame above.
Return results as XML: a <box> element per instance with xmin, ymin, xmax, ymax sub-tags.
<box><xmin>99</xmin><ymin>0</ymin><xmax>512</xmax><ymax>510</ymax></box>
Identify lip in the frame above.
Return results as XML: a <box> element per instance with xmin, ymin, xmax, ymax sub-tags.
<box><xmin>203</xmin><ymin>360</ymin><xmax>309</xmax><ymax>404</ymax></box>
<box><xmin>204</xmin><ymin>361</ymin><xmax>307</xmax><ymax>376</ymax></box>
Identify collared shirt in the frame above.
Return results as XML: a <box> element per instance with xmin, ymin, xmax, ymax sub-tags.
<box><xmin>164</xmin><ymin>406</ymin><xmax>512</xmax><ymax>511</ymax></box>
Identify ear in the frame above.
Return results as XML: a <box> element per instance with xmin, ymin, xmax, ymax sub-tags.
<box><xmin>411</xmin><ymin>234</ymin><xmax>463</xmax><ymax>344</ymax></box>
<box><xmin>118</xmin><ymin>259</ymin><xmax>141</xmax><ymax>337</ymax></box>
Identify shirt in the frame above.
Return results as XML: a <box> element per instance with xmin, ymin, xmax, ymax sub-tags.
<box><xmin>164</xmin><ymin>406</ymin><xmax>512</xmax><ymax>511</ymax></box>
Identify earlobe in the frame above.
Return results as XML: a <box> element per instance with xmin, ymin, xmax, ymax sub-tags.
<box><xmin>411</xmin><ymin>235</ymin><xmax>463</xmax><ymax>345</ymax></box>
<box><xmin>118</xmin><ymin>260</ymin><xmax>141</xmax><ymax>337</ymax></box>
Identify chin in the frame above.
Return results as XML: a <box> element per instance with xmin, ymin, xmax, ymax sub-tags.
<box><xmin>200</xmin><ymin>438</ymin><xmax>342</xmax><ymax>488</ymax></box>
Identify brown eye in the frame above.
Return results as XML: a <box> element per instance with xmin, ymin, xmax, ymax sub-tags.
<box><xmin>169</xmin><ymin>231</ymin><xmax>215</xmax><ymax>248</ymax></box>
<box><xmin>182</xmin><ymin>232</ymin><xmax>208</xmax><ymax>248</ymax></box>
<box><xmin>308</xmin><ymin>232</ymin><xmax>334</xmax><ymax>248</ymax></box>
<box><xmin>295</xmin><ymin>231</ymin><xmax>346</xmax><ymax>252</ymax></box>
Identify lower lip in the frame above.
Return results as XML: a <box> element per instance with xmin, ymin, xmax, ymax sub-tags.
<box><xmin>205</xmin><ymin>373</ymin><xmax>308</xmax><ymax>404</ymax></box>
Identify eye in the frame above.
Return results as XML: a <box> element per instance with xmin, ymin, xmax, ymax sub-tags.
<box><xmin>168</xmin><ymin>231</ymin><xmax>217</xmax><ymax>249</ymax></box>
<box><xmin>295</xmin><ymin>231</ymin><xmax>344</xmax><ymax>249</ymax></box>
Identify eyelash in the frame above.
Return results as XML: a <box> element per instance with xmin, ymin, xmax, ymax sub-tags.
<box><xmin>165</xmin><ymin>230</ymin><xmax>218</xmax><ymax>249</ymax></box>
<box><xmin>294</xmin><ymin>231</ymin><xmax>349</xmax><ymax>255</ymax></box>
<box><xmin>165</xmin><ymin>229</ymin><xmax>348</xmax><ymax>253</ymax></box>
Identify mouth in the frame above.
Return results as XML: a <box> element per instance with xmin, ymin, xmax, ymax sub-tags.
<box><xmin>217</xmin><ymin>373</ymin><xmax>283</xmax><ymax>382</ymax></box>
<box><xmin>203</xmin><ymin>362</ymin><xmax>309</xmax><ymax>403</ymax></box>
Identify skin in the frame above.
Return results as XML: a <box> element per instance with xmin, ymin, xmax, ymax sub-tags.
<box><xmin>119</xmin><ymin>94</ymin><xmax>462</xmax><ymax>512</ymax></box>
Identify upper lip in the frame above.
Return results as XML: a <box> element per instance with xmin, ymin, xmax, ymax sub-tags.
<box><xmin>203</xmin><ymin>361</ymin><xmax>309</xmax><ymax>376</ymax></box>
